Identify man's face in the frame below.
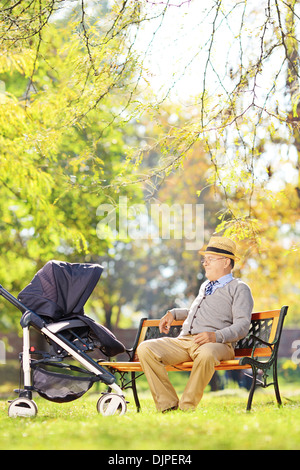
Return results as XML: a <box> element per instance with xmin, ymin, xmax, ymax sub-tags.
<box><xmin>202</xmin><ymin>255</ymin><xmax>231</xmax><ymax>281</ymax></box>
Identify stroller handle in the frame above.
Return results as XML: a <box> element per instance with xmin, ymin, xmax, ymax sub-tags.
<box><xmin>0</xmin><ymin>285</ymin><xmax>28</xmax><ymax>313</ymax></box>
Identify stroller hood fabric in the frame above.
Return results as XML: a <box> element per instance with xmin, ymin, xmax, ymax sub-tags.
<box><xmin>18</xmin><ymin>260</ymin><xmax>102</xmax><ymax>320</ymax></box>
<box><xmin>18</xmin><ymin>260</ymin><xmax>125</xmax><ymax>356</ymax></box>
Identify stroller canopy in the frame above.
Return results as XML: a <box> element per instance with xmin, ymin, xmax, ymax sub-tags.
<box><xmin>18</xmin><ymin>260</ymin><xmax>103</xmax><ymax>320</ymax></box>
<box><xmin>18</xmin><ymin>260</ymin><xmax>125</xmax><ymax>357</ymax></box>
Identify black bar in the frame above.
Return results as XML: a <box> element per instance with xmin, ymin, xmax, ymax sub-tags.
<box><xmin>0</xmin><ymin>285</ymin><xmax>28</xmax><ymax>313</ymax></box>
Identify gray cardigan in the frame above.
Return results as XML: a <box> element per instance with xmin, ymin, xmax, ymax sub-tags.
<box><xmin>169</xmin><ymin>279</ymin><xmax>254</xmax><ymax>345</ymax></box>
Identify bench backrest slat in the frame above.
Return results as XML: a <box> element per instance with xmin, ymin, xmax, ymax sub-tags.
<box><xmin>133</xmin><ymin>309</ymin><xmax>287</xmax><ymax>360</ymax></box>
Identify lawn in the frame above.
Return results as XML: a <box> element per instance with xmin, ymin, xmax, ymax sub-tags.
<box><xmin>1</xmin><ymin>385</ymin><xmax>300</xmax><ymax>451</ymax></box>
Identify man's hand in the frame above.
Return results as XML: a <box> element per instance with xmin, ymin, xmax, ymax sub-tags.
<box><xmin>193</xmin><ymin>331</ymin><xmax>216</xmax><ymax>345</ymax></box>
<box><xmin>159</xmin><ymin>311</ymin><xmax>174</xmax><ymax>334</ymax></box>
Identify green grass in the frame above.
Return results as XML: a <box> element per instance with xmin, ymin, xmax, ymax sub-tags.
<box><xmin>1</xmin><ymin>386</ymin><xmax>300</xmax><ymax>450</ymax></box>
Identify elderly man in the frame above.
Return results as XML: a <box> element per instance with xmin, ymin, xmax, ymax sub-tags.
<box><xmin>137</xmin><ymin>236</ymin><xmax>254</xmax><ymax>412</ymax></box>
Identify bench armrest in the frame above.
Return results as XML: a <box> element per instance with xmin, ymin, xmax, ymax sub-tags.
<box><xmin>249</xmin><ymin>333</ymin><xmax>275</xmax><ymax>359</ymax></box>
<box><xmin>249</xmin><ymin>334</ymin><xmax>274</xmax><ymax>349</ymax></box>
<box><xmin>239</xmin><ymin>334</ymin><xmax>276</xmax><ymax>367</ymax></box>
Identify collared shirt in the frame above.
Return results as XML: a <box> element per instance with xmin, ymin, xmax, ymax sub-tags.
<box><xmin>206</xmin><ymin>273</ymin><xmax>234</xmax><ymax>295</ymax></box>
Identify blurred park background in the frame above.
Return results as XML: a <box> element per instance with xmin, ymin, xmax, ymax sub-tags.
<box><xmin>0</xmin><ymin>0</ymin><xmax>299</xmax><ymax>391</ymax></box>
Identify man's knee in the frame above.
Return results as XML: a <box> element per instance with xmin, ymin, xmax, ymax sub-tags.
<box><xmin>137</xmin><ymin>338</ymin><xmax>171</xmax><ymax>363</ymax></box>
<box><xmin>137</xmin><ymin>341</ymin><xmax>151</xmax><ymax>360</ymax></box>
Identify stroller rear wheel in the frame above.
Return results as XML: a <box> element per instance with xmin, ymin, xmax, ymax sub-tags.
<box><xmin>8</xmin><ymin>398</ymin><xmax>38</xmax><ymax>418</ymax></box>
<box><xmin>97</xmin><ymin>393</ymin><xmax>127</xmax><ymax>416</ymax></box>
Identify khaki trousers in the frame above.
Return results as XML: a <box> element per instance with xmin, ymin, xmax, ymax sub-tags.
<box><xmin>137</xmin><ymin>336</ymin><xmax>234</xmax><ymax>412</ymax></box>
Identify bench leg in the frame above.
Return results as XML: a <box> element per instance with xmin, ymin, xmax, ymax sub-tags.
<box><xmin>131</xmin><ymin>371</ymin><xmax>141</xmax><ymax>412</ymax></box>
<box><xmin>246</xmin><ymin>366</ymin><xmax>257</xmax><ymax>411</ymax></box>
<box><xmin>273</xmin><ymin>358</ymin><xmax>282</xmax><ymax>406</ymax></box>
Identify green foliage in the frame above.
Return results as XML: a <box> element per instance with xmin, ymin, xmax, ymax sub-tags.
<box><xmin>0</xmin><ymin>2</ymin><xmax>146</xmax><ymax>328</ymax></box>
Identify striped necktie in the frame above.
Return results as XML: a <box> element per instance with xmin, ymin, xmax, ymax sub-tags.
<box><xmin>205</xmin><ymin>280</ymin><xmax>218</xmax><ymax>296</ymax></box>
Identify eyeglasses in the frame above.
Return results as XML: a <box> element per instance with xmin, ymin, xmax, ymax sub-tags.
<box><xmin>201</xmin><ymin>257</ymin><xmax>225</xmax><ymax>265</ymax></box>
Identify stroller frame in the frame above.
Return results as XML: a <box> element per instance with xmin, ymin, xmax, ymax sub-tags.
<box><xmin>1</xmin><ymin>281</ymin><xmax>128</xmax><ymax>418</ymax></box>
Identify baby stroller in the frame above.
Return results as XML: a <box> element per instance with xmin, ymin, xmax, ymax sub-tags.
<box><xmin>1</xmin><ymin>260</ymin><xmax>128</xmax><ymax>417</ymax></box>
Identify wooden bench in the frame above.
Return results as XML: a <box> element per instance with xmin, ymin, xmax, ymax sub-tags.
<box><xmin>100</xmin><ymin>306</ymin><xmax>288</xmax><ymax>411</ymax></box>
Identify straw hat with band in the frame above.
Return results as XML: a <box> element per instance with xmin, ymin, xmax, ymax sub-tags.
<box><xmin>199</xmin><ymin>236</ymin><xmax>240</xmax><ymax>261</ymax></box>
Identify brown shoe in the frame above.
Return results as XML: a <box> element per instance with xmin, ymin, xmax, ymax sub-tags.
<box><xmin>162</xmin><ymin>406</ymin><xmax>178</xmax><ymax>413</ymax></box>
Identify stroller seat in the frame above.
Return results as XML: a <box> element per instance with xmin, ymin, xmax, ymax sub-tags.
<box><xmin>46</xmin><ymin>318</ymin><xmax>88</xmax><ymax>334</ymax></box>
<box><xmin>43</xmin><ymin>318</ymin><xmax>95</xmax><ymax>357</ymax></box>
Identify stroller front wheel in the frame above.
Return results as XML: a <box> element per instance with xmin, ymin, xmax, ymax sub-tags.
<box><xmin>97</xmin><ymin>393</ymin><xmax>127</xmax><ymax>416</ymax></box>
<box><xmin>8</xmin><ymin>398</ymin><xmax>38</xmax><ymax>418</ymax></box>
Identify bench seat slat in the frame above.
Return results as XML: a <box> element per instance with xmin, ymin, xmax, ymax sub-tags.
<box><xmin>99</xmin><ymin>346</ymin><xmax>272</xmax><ymax>373</ymax></box>
<box><xmin>99</xmin><ymin>358</ymin><xmax>254</xmax><ymax>372</ymax></box>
